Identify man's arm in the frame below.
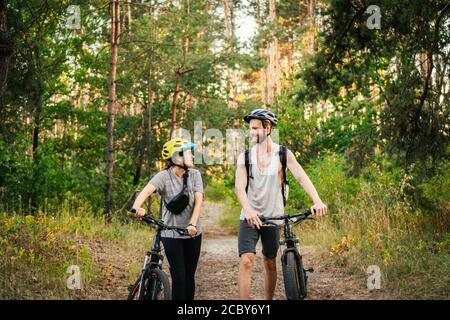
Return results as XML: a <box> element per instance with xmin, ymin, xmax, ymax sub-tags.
<box><xmin>286</xmin><ymin>149</ymin><xmax>327</xmax><ymax>217</ymax></box>
<box><xmin>235</xmin><ymin>153</ymin><xmax>262</xmax><ymax>229</ymax></box>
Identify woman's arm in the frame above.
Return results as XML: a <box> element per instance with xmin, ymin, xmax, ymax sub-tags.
<box><xmin>131</xmin><ymin>182</ymin><xmax>157</xmax><ymax>217</ymax></box>
<box><xmin>187</xmin><ymin>191</ymin><xmax>203</xmax><ymax>236</ymax></box>
<box><xmin>190</xmin><ymin>192</ymin><xmax>203</xmax><ymax>226</ymax></box>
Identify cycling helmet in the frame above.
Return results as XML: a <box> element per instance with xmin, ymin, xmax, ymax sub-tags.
<box><xmin>243</xmin><ymin>108</ymin><xmax>278</xmax><ymax>127</ymax></box>
<box><xmin>161</xmin><ymin>138</ymin><xmax>197</xmax><ymax>160</ymax></box>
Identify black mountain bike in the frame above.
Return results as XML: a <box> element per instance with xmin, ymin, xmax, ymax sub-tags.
<box><xmin>127</xmin><ymin>212</ymin><xmax>189</xmax><ymax>300</ymax></box>
<box><xmin>261</xmin><ymin>209</ymin><xmax>315</xmax><ymax>300</ymax></box>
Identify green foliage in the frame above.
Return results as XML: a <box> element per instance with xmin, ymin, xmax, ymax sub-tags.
<box><xmin>420</xmin><ymin>161</ymin><xmax>450</xmax><ymax>209</ymax></box>
<box><xmin>285</xmin><ymin>153</ymin><xmax>360</xmax><ymax>213</ymax></box>
<box><xmin>0</xmin><ymin>0</ymin><xmax>448</xmax><ymax>300</ymax></box>
<box><xmin>293</xmin><ymin>154</ymin><xmax>449</xmax><ymax>298</ymax></box>
<box><xmin>296</xmin><ymin>0</ymin><xmax>450</xmax><ymax>175</ymax></box>
<box><xmin>204</xmin><ymin>183</ymin><xmax>229</xmax><ymax>203</ymax></box>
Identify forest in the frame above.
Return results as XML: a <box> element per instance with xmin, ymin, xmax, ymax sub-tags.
<box><xmin>0</xmin><ymin>0</ymin><xmax>449</xmax><ymax>300</ymax></box>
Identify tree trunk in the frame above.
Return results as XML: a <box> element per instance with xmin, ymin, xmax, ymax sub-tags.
<box><xmin>299</xmin><ymin>0</ymin><xmax>306</xmax><ymax>25</ymax></box>
<box><xmin>0</xmin><ymin>0</ymin><xmax>13</xmax><ymax>110</ymax></box>
<box><xmin>256</xmin><ymin>0</ymin><xmax>267</xmax><ymax>104</ymax></box>
<box><xmin>133</xmin><ymin>114</ymin><xmax>145</xmax><ymax>186</ymax></box>
<box><xmin>30</xmin><ymin>42</ymin><xmax>44</xmax><ymax>215</ymax></box>
<box><xmin>104</xmin><ymin>0</ymin><xmax>121</xmax><ymax>222</ymax></box>
<box><xmin>183</xmin><ymin>0</ymin><xmax>190</xmax><ymax>61</ymax></box>
<box><xmin>275</xmin><ymin>37</ymin><xmax>280</xmax><ymax>97</ymax></box>
<box><xmin>147</xmin><ymin>85</ymin><xmax>153</xmax><ymax>171</ymax></box>
<box><xmin>267</xmin><ymin>0</ymin><xmax>277</xmax><ymax>105</ymax></box>
<box><xmin>307</xmin><ymin>0</ymin><xmax>316</xmax><ymax>53</ymax></box>
<box><xmin>169</xmin><ymin>75</ymin><xmax>180</xmax><ymax>138</ymax></box>
<box><xmin>170</xmin><ymin>0</ymin><xmax>191</xmax><ymax>138</ymax></box>
<box><xmin>126</xmin><ymin>0</ymin><xmax>132</xmax><ymax>34</ymax></box>
<box><xmin>273</xmin><ymin>1</ymin><xmax>281</xmax><ymax>100</ymax></box>
<box><xmin>222</xmin><ymin>0</ymin><xmax>238</xmax><ymax>108</ymax></box>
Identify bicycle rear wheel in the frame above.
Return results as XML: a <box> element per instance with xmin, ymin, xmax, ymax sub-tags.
<box><xmin>282</xmin><ymin>251</ymin><xmax>307</xmax><ymax>300</ymax></box>
<box><xmin>127</xmin><ymin>268</ymin><xmax>171</xmax><ymax>300</ymax></box>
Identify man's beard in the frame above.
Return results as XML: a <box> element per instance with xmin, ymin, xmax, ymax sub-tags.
<box><xmin>256</xmin><ymin>132</ymin><xmax>268</xmax><ymax>144</ymax></box>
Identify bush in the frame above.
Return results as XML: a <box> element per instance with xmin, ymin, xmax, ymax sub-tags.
<box><xmin>293</xmin><ymin>154</ymin><xmax>449</xmax><ymax>298</ymax></box>
<box><xmin>0</xmin><ymin>206</ymin><xmax>148</xmax><ymax>299</ymax></box>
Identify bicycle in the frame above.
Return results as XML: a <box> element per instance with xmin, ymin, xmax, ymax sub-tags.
<box><xmin>127</xmin><ymin>211</ymin><xmax>189</xmax><ymax>300</ymax></box>
<box><xmin>260</xmin><ymin>209</ymin><xmax>315</xmax><ymax>300</ymax></box>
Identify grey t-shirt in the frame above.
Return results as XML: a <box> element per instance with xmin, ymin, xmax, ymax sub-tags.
<box><xmin>149</xmin><ymin>168</ymin><xmax>203</xmax><ymax>239</ymax></box>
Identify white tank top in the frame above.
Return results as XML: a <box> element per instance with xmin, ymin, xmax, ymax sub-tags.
<box><xmin>239</xmin><ymin>143</ymin><xmax>285</xmax><ymax>222</ymax></box>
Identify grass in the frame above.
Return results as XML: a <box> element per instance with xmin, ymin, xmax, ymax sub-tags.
<box><xmin>0</xmin><ymin>206</ymin><xmax>150</xmax><ymax>299</ymax></box>
<box><xmin>212</xmin><ymin>154</ymin><xmax>450</xmax><ymax>299</ymax></box>
<box><xmin>205</xmin><ymin>182</ymin><xmax>241</xmax><ymax>231</ymax></box>
<box><xmin>1</xmin><ymin>155</ymin><xmax>448</xmax><ymax>299</ymax></box>
<box><xmin>289</xmin><ymin>155</ymin><xmax>450</xmax><ymax>299</ymax></box>
<box><xmin>219</xmin><ymin>199</ymin><xmax>241</xmax><ymax>230</ymax></box>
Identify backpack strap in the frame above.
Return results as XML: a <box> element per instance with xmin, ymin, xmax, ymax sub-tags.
<box><xmin>279</xmin><ymin>145</ymin><xmax>288</xmax><ymax>207</ymax></box>
<box><xmin>159</xmin><ymin>193</ymin><xmax>163</xmax><ymax>219</ymax></box>
<box><xmin>244</xmin><ymin>150</ymin><xmax>253</xmax><ymax>193</ymax></box>
<box><xmin>182</xmin><ymin>170</ymin><xmax>189</xmax><ymax>191</ymax></box>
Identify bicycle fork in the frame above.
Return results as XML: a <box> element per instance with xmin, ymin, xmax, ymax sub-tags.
<box><xmin>137</xmin><ymin>252</ymin><xmax>151</xmax><ymax>299</ymax></box>
<box><xmin>280</xmin><ymin>239</ymin><xmax>315</xmax><ymax>273</ymax></box>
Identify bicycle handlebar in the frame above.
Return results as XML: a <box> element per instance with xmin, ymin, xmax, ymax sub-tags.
<box><xmin>130</xmin><ymin>209</ymin><xmax>189</xmax><ymax>236</ymax></box>
<box><xmin>260</xmin><ymin>209</ymin><xmax>314</xmax><ymax>225</ymax></box>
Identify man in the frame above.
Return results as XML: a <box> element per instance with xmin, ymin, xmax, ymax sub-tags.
<box><xmin>234</xmin><ymin>108</ymin><xmax>328</xmax><ymax>300</ymax></box>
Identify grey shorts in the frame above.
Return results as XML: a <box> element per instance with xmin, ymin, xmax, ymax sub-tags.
<box><xmin>238</xmin><ymin>219</ymin><xmax>280</xmax><ymax>258</ymax></box>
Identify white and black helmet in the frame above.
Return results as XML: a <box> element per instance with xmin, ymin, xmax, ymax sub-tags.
<box><xmin>243</xmin><ymin>108</ymin><xmax>278</xmax><ymax>127</ymax></box>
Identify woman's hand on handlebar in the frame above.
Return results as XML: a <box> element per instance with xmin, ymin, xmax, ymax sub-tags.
<box><xmin>132</xmin><ymin>207</ymin><xmax>146</xmax><ymax>218</ymax></box>
<box><xmin>187</xmin><ymin>225</ymin><xmax>198</xmax><ymax>237</ymax></box>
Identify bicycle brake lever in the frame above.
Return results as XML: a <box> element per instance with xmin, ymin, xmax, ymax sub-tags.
<box><xmin>179</xmin><ymin>229</ymin><xmax>190</xmax><ymax>236</ymax></box>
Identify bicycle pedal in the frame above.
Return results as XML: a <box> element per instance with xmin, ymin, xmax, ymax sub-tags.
<box><xmin>305</xmin><ymin>268</ymin><xmax>314</xmax><ymax>273</ymax></box>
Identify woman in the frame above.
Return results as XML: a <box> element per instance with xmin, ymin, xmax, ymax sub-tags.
<box><xmin>131</xmin><ymin>138</ymin><xmax>204</xmax><ymax>300</ymax></box>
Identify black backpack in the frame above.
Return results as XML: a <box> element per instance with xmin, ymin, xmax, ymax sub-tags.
<box><xmin>244</xmin><ymin>145</ymin><xmax>289</xmax><ymax>207</ymax></box>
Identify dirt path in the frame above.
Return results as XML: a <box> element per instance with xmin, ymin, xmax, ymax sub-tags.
<box><xmin>83</xmin><ymin>202</ymin><xmax>392</xmax><ymax>300</ymax></box>
<box><xmin>195</xmin><ymin>202</ymin><xmax>391</xmax><ymax>300</ymax></box>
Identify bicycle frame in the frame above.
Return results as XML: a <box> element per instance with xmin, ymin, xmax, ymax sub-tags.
<box><xmin>263</xmin><ymin>212</ymin><xmax>311</xmax><ymax>248</ymax></box>
<box><xmin>281</xmin><ymin>217</ymin><xmax>299</xmax><ymax>248</ymax></box>
<box><xmin>262</xmin><ymin>210</ymin><xmax>314</xmax><ymax>300</ymax></box>
<box><xmin>131</xmin><ymin>213</ymin><xmax>189</xmax><ymax>300</ymax></box>
<box><xmin>137</xmin><ymin>225</ymin><xmax>165</xmax><ymax>298</ymax></box>
<box><xmin>280</xmin><ymin>217</ymin><xmax>303</xmax><ymax>272</ymax></box>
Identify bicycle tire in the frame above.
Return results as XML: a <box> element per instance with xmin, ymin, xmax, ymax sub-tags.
<box><xmin>127</xmin><ymin>268</ymin><xmax>171</xmax><ymax>300</ymax></box>
<box><xmin>297</xmin><ymin>254</ymin><xmax>308</xmax><ymax>298</ymax></box>
<box><xmin>282</xmin><ymin>251</ymin><xmax>307</xmax><ymax>300</ymax></box>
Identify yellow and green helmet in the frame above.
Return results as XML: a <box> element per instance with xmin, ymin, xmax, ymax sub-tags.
<box><xmin>161</xmin><ymin>138</ymin><xmax>197</xmax><ymax>160</ymax></box>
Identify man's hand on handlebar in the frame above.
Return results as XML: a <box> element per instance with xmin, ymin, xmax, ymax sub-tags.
<box><xmin>311</xmin><ymin>201</ymin><xmax>327</xmax><ymax>219</ymax></box>
<box><xmin>244</xmin><ymin>208</ymin><xmax>263</xmax><ymax>229</ymax></box>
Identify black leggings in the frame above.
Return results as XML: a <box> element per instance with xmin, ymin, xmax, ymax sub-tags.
<box><xmin>161</xmin><ymin>234</ymin><xmax>202</xmax><ymax>300</ymax></box>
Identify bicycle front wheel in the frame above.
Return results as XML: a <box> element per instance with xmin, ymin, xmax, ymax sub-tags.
<box><xmin>282</xmin><ymin>251</ymin><xmax>307</xmax><ymax>300</ymax></box>
<box><xmin>127</xmin><ymin>268</ymin><xmax>171</xmax><ymax>300</ymax></box>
